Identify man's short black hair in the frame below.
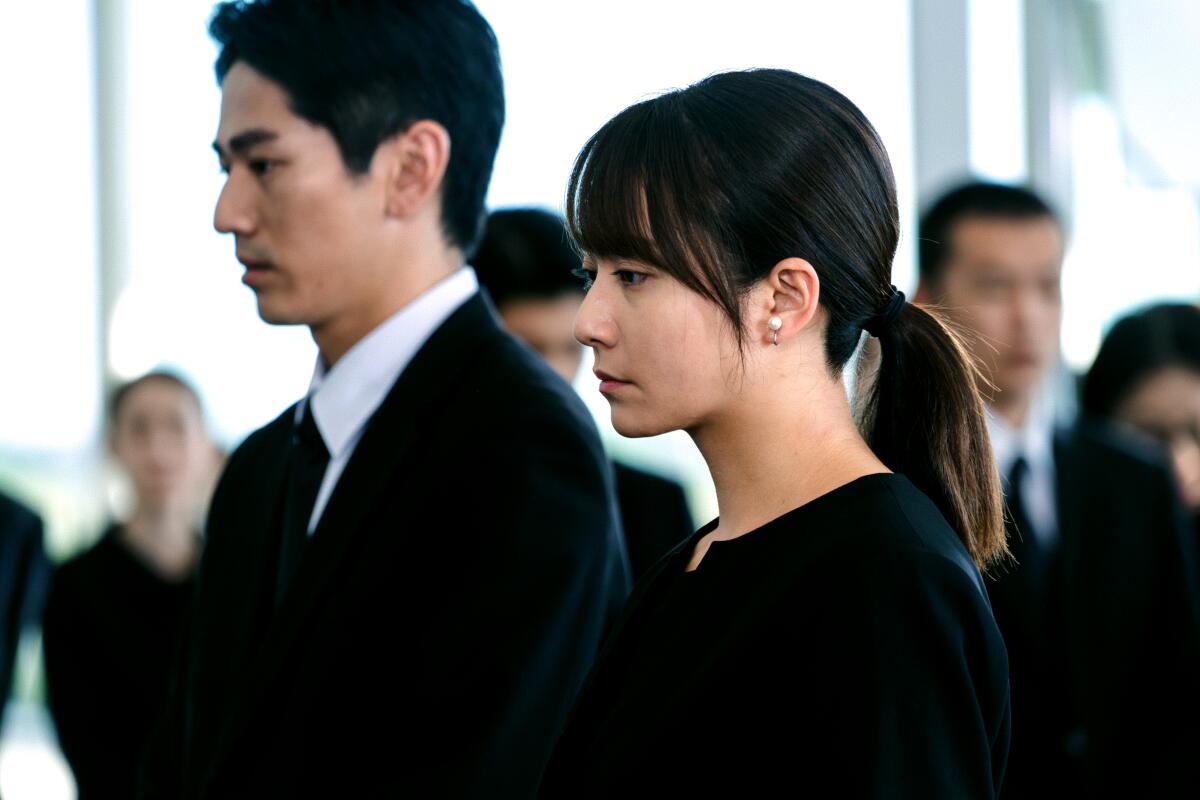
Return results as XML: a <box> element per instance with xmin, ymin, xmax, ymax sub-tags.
<box><xmin>472</xmin><ymin>209</ymin><xmax>584</xmax><ymax>310</ymax></box>
<box><xmin>209</xmin><ymin>0</ymin><xmax>505</xmax><ymax>254</ymax></box>
<box><xmin>918</xmin><ymin>181</ymin><xmax>1060</xmax><ymax>286</ymax></box>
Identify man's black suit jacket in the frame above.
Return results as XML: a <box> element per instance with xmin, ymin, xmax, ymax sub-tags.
<box><xmin>989</xmin><ymin>421</ymin><xmax>1200</xmax><ymax>799</ymax></box>
<box><xmin>139</xmin><ymin>294</ymin><xmax>630</xmax><ymax>798</ymax></box>
<box><xmin>611</xmin><ymin>462</ymin><xmax>692</xmax><ymax>581</ymax></box>
<box><xmin>0</xmin><ymin>489</ymin><xmax>49</xmax><ymax>726</ymax></box>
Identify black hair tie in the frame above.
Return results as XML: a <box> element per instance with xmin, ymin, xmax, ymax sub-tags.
<box><xmin>862</xmin><ymin>286</ymin><xmax>906</xmax><ymax>338</ymax></box>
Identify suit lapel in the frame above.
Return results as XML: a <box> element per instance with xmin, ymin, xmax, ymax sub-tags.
<box><xmin>209</xmin><ymin>293</ymin><xmax>501</xmax><ymax>768</ymax></box>
<box><xmin>1052</xmin><ymin>430</ymin><xmax>1089</xmax><ymax>713</ymax></box>
<box><xmin>1052</xmin><ymin>431</ymin><xmax>1082</xmax><ymax>613</ymax></box>
<box><xmin>245</xmin><ymin>415</ymin><xmax>296</xmax><ymax>644</ymax></box>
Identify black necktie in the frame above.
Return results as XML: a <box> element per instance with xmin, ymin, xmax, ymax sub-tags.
<box><xmin>1005</xmin><ymin>455</ymin><xmax>1042</xmax><ymax>578</ymax></box>
<box><xmin>276</xmin><ymin>401</ymin><xmax>329</xmax><ymax>605</ymax></box>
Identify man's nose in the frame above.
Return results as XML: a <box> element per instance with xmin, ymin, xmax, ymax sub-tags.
<box><xmin>214</xmin><ymin>171</ymin><xmax>256</xmax><ymax>235</ymax></box>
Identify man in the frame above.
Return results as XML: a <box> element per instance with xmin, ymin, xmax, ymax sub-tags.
<box><xmin>472</xmin><ymin>208</ymin><xmax>693</xmax><ymax>580</ymax></box>
<box><xmin>139</xmin><ymin>2</ymin><xmax>628</xmax><ymax>797</ymax></box>
<box><xmin>916</xmin><ymin>181</ymin><xmax>1200</xmax><ymax>798</ymax></box>
<box><xmin>0</xmin><ymin>489</ymin><xmax>49</xmax><ymax>729</ymax></box>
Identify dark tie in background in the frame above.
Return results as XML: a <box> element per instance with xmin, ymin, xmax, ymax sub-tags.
<box><xmin>1006</xmin><ymin>455</ymin><xmax>1044</xmax><ymax>588</ymax></box>
<box><xmin>276</xmin><ymin>402</ymin><xmax>329</xmax><ymax>605</ymax></box>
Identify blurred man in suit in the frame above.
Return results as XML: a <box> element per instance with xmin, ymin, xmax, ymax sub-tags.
<box><xmin>139</xmin><ymin>2</ymin><xmax>628</xmax><ymax>797</ymax></box>
<box><xmin>472</xmin><ymin>208</ymin><xmax>693</xmax><ymax>580</ymax></box>
<box><xmin>0</xmin><ymin>489</ymin><xmax>49</xmax><ymax>730</ymax></box>
<box><xmin>916</xmin><ymin>181</ymin><xmax>1200</xmax><ymax>799</ymax></box>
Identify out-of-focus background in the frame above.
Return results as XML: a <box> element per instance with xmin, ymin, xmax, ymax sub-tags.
<box><xmin>1</xmin><ymin>1</ymin><xmax>1197</xmax><ymax>796</ymax></box>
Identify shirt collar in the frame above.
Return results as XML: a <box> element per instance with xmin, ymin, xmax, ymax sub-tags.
<box><xmin>987</xmin><ymin>392</ymin><xmax>1056</xmax><ymax>479</ymax></box>
<box><xmin>300</xmin><ymin>267</ymin><xmax>478</xmax><ymax>458</ymax></box>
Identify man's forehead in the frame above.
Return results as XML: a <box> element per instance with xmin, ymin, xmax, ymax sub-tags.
<box><xmin>214</xmin><ymin>62</ymin><xmax>295</xmax><ymax>147</ymax></box>
<box><xmin>949</xmin><ymin>215</ymin><xmax>1063</xmax><ymax>265</ymax></box>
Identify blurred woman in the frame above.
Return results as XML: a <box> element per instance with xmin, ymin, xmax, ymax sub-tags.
<box><xmin>538</xmin><ymin>69</ymin><xmax>1011</xmax><ymax>797</ymax></box>
<box><xmin>43</xmin><ymin>371</ymin><xmax>215</xmax><ymax>800</ymax></box>
<box><xmin>1083</xmin><ymin>302</ymin><xmax>1200</xmax><ymax>517</ymax></box>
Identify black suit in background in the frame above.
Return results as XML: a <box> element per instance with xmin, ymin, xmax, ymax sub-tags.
<box><xmin>0</xmin><ymin>489</ymin><xmax>50</xmax><ymax>729</ymax></box>
<box><xmin>139</xmin><ymin>294</ymin><xmax>630</xmax><ymax>799</ymax></box>
<box><xmin>989</xmin><ymin>421</ymin><xmax>1200</xmax><ymax>799</ymax></box>
<box><xmin>611</xmin><ymin>462</ymin><xmax>692</xmax><ymax>580</ymax></box>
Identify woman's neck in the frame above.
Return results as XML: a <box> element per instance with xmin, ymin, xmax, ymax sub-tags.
<box><xmin>687</xmin><ymin>374</ymin><xmax>887</xmax><ymax>566</ymax></box>
<box><xmin>121</xmin><ymin>501</ymin><xmax>199</xmax><ymax>582</ymax></box>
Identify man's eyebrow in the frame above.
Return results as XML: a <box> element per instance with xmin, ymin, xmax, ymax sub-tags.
<box><xmin>212</xmin><ymin>128</ymin><xmax>279</xmax><ymax>158</ymax></box>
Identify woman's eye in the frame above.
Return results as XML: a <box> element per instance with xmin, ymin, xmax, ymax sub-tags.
<box><xmin>616</xmin><ymin>270</ymin><xmax>647</xmax><ymax>286</ymax></box>
<box><xmin>571</xmin><ymin>267</ymin><xmax>596</xmax><ymax>292</ymax></box>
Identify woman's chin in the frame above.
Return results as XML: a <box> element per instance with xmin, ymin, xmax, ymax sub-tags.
<box><xmin>610</xmin><ymin>409</ymin><xmax>674</xmax><ymax>439</ymax></box>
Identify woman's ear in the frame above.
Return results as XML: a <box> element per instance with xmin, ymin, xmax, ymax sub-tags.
<box><xmin>754</xmin><ymin>257</ymin><xmax>820</xmax><ymax>346</ymax></box>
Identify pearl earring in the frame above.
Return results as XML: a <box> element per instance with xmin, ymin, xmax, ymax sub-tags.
<box><xmin>768</xmin><ymin>316</ymin><xmax>782</xmax><ymax>346</ymax></box>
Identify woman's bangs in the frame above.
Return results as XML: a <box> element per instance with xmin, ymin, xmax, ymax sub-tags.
<box><xmin>566</xmin><ymin>99</ymin><xmax>731</xmax><ymax>311</ymax></box>
<box><xmin>566</xmin><ymin>109</ymin><xmax>664</xmax><ymax>270</ymax></box>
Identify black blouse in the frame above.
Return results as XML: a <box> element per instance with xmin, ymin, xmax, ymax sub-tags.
<box><xmin>42</xmin><ymin>526</ymin><xmax>194</xmax><ymax>800</ymax></box>
<box><xmin>540</xmin><ymin>473</ymin><xmax>1010</xmax><ymax>798</ymax></box>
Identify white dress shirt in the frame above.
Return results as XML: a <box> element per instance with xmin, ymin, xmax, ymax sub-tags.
<box><xmin>298</xmin><ymin>267</ymin><xmax>479</xmax><ymax>534</ymax></box>
<box><xmin>987</xmin><ymin>396</ymin><xmax>1059</xmax><ymax>548</ymax></box>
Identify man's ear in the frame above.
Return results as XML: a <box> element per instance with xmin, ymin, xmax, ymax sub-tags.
<box><xmin>913</xmin><ymin>280</ymin><xmax>937</xmax><ymax>305</ymax></box>
<box><xmin>377</xmin><ymin>120</ymin><xmax>451</xmax><ymax>219</ymax></box>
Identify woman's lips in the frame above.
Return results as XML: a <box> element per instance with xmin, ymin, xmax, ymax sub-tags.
<box><xmin>595</xmin><ymin>370</ymin><xmax>631</xmax><ymax>394</ymax></box>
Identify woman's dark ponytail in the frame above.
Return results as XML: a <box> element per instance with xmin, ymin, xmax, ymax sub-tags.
<box><xmin>859</xmin><ymin>300</ymin><xmax>1007</xmax><ymax>569</ymax></box>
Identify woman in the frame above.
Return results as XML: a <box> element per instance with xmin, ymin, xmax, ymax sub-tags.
<box><xmin>1082</xmin><ymin>302</ymin><xmax>1200</xmax><ymax>517</ymax></box>
<box><xmin>43</xmin><ymin>371</ymin><xmax>214</xmax><ymax>800</ymax></box>
<box><xmin>538</xmin><ymin>70</ymin><xmax>1011</xmax><ymax>797</ymax></box>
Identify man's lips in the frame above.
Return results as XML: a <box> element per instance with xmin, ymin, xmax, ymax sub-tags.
<box><xmin>1005</xmin><ymin>351</ymin><xmax>1041</xmax><ymax>368</ymax></box>
<box><xmin>238</xmin><ymin>255</ymin><xmax>273</xmax><ymax>286</ymax></box>
<box><xmin>237</xmin><ymin>253</ymin><xmax>272</xmax><ymax>270</ymax></box>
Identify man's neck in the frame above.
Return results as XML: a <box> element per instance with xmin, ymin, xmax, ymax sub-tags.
<box><xmin>312</xmin><ymin>247</ymin><xmax>464</xmax><ymax>367</ymax></box>
<box><xmin>992</xmin><ymin>392</ymin><xmax>1033</xmax><ymax>430</ymax></box>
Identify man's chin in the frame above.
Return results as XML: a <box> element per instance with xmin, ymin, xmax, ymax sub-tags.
<box><xmin>991</xmin><ymin>371</ymin><xmax>1044</xmax><ymax>409</ymax></box>
<box><xmin>254</xmin><ymin>299</ymin><xmax>309</xmax><ymax>327</ymax></box>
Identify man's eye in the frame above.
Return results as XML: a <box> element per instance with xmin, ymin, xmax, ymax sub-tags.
<box><xmin>249</xmin><ymin>159</ymin><xmax>275</xmax><ymax>177</ymax></box>
<box><xmin>571</xmin><ymin>267</ymin><xmax>596</xmax><ymax>292</ymax></box>
<box><xmin>1133</xmin><ymin>423</ymin><xmax>1172</xmax><ymax>445</ymax></box>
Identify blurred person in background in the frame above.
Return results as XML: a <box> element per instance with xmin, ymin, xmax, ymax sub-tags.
<box><xmin>473</xmin><ymin>208</ymin><xmax>693</xmax><ymax>580</ymax></box>
<box><xmin>139</xmin><ymin>2</ymin><xmax>627</xmax><ymax>797</ymax></box>
<box><xmin>916</xmin><ymin>181</ymin><xmax>1200</xmax><ymax>799</ymax></box>
<box><xmin>0</xmin><ymin>488</ymin><xmax>50</xmax><ymax>734</ymax></box>
<box><xmin>42</xmin><ymin>371</ymin><xmax>213</xmax><ymax>800</ymax></box>
<box><xmin>1083</xmin><ymin>302</ymin><xmax>1200</xmax><ymax>529</ymax></box>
